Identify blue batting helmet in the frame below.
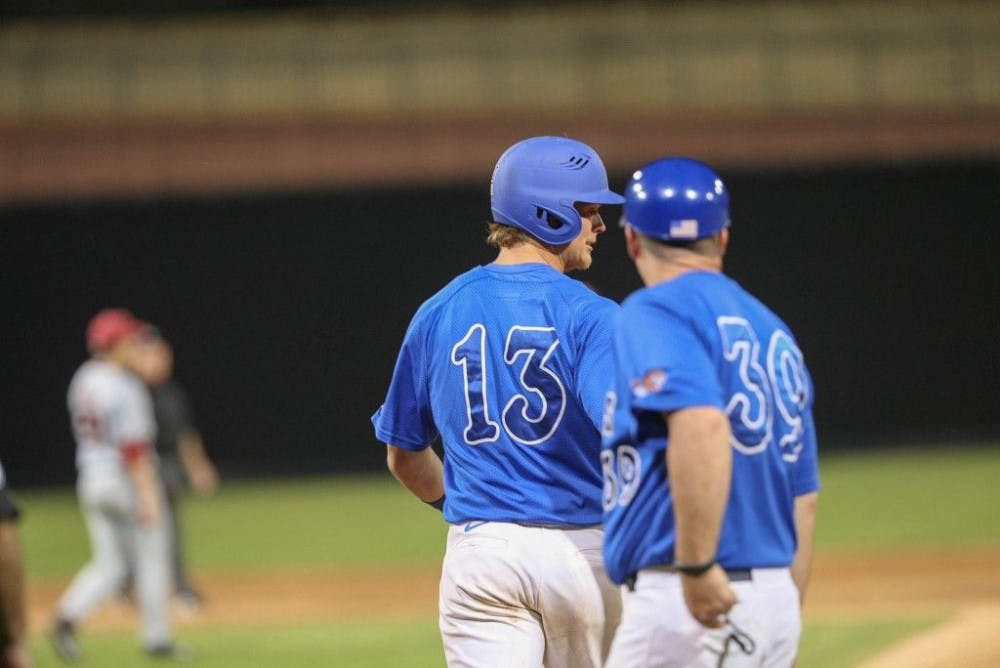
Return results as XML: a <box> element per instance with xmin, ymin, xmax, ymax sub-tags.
<box><xmin>490</xmin><ymin>136</ymin><xmax>625</xmax><ymax>245</ymax></box>
<box><xmin>621</xmin><ymin>157</ymin><xmax>730</xmax><ymax>242</ymax></box>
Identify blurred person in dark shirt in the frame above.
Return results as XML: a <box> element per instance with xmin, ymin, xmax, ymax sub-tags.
<box><xmin>132</xmin><ymin>329</ymin><xmax>218</xmax><ymax>610</ymax></box>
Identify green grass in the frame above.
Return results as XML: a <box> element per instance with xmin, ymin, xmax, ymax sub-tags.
<box><xmin>182</xmin><ymin>475</ymin><xmax>448</xmax><ymax>572</ymax></box>
<box><xmin>798</xmin><ymin>614</ymin><xmax>943</xmax><ymax>668</ymax></box>
<box><xmin>20</xmin><ymin>474</ymin><xmax>447</xmax><ymax>579</ymax></box>
<box><xmin>814</xmin><ymin>445</ymin><xmax>1000</xmax><ymax>549</ymax></box>
<box><xmin>30</xmin><ymin>618</ymin><xmax>445</xmax><ymax>668</ymax></box>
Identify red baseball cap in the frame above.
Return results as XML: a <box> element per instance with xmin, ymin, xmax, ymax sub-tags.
<box><xmin>86</xmin><ymin>308</ymin><xmax>151</xmax><ymax>353</ymax></box>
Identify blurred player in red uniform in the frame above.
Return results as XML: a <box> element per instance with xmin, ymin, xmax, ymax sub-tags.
<box><xmin>52</xmin><ymin>309</ymin><xmax>179</xmax><ymax>661</ymax></box>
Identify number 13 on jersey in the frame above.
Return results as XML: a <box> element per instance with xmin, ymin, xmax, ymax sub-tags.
<box><xmin>451</xmin><ymin>323</ymin><xmax>567</xmax><ymax>446</ymax></box>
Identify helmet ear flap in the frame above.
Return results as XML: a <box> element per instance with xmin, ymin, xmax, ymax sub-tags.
<box><xmin>535</xmin><ymin>202</ymin><xmax>581</xmax><ymax>244</ymax></box>
<box><xmin>537</xmin><ymin>206</ymin><xmax>565</xmax><ymax>233</ymax></box>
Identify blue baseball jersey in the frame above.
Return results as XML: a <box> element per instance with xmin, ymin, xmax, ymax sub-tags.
<box><xmin>602</xmin><ymin>270</ymin><xmax>819</xmax><ymax>584</ymax></box>
<box><xmin>372</xmin><ymin>262</ymin><xmax>618</xmax><ymax>526</ymax></box>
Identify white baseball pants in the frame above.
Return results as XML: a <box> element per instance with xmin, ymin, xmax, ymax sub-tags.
<box><xmin>57</xmin><ymin>470</ymin><xmax>173</xmax><ymax>648</ymax></box>
<box><xmin>439</xmin><ymin>522</ymin><xmax>621</xmax><ymax>668</ymax></box>
<box><xmin>605</xmin><ymin>566</ymin><xmax>800</xmax><ymax>668</ymax></box>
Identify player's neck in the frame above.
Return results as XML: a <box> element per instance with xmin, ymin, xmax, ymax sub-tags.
<box><xmin>100</xmin><ymin>347</ymin><xmax>134</xmax><ymax>371</ymax></box>
<box><xmin>640</xmin><ymin>254</ymin><xmax>722</xmax><ymax>286</ymax></box>
<box><xmin>493</xmin><ymin>242</ymin><xmax>566</xmax><ymax>273</ymax></box>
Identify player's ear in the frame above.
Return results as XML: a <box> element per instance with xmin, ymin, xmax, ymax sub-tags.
<box><xmin>717</xmin><ymin>228</ymin><xmax>730</xmax><ymax>258</ymax></box>
<box><xmin>624</xmin><ymin>224</ymin><xmax>641</xmax><ymax>261</ymax></box>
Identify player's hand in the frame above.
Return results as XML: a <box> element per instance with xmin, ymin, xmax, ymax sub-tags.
<box><xmin>681</xmin><ymin>564</ymin><xmax>737</xmax><ymax>628</ymax></box>
<box><xmin>190</xmin><ymin>462</ymin><xmax>219</xmax><ymax>495</ymax></box>
<box><xmin>136</xmin><ymin>495</ymin><xmax>160</xmax><ymax>527</ymax></box>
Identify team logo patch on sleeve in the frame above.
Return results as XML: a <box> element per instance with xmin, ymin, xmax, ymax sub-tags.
<box><xmin>630</xmin><ymin>369</ymin><xmax>667</xmax><ymax>398</ymax></box>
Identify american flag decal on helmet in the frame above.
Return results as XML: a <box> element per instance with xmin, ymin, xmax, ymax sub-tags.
<box><xmin>669</xmin><ymin>219</ymin><xmax>699</xmax><ymax>239</ymax></box>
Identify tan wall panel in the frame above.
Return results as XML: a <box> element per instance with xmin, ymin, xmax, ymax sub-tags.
<box><xmin>880</xmin><ymin>46</ymin><xmax>964</xmax><ymax>106</ymax></box>
<box><xmin>970</xmin><ymin>46</ymin><xmax>1000</xmax><ymax>105</ymax></box>
<box><xmin>2</xmin><ymin>3</ymin><xmax>997</xmax><ymax>120</ymax></box>
<box><xmin>782</xmin><ymin>48</ymin><xmax>866</xmax><ymax>108</ymax></box>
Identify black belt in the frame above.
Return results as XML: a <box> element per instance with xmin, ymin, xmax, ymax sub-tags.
<box><xmin>624</xmin><ymin>568</ymin><xmax>753</xmax><ymax>592</ymax></box>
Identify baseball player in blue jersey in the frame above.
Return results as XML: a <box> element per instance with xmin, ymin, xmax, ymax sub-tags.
<box><xmin>601</xmin><ymin>157</ymin><xmax>820</xmax><ymax>667</ymax></box>
<box><xmin>372</xmin><ymin>136</ymin><xmax>625</xmax><ymax>667</ymax></box>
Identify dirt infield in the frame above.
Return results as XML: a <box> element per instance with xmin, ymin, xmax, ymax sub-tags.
<box><xmin>29</xmin><ymin>547</ymin><xmax>1000</xmax><ymax>665</ymax></box>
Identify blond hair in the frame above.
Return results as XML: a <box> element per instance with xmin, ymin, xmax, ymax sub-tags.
<box><xmin>486</xmin><ymin>222</ymin><xmax>534</xmax><ymax>249</ymax></box>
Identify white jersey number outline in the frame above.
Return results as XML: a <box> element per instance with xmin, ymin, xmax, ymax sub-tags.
<box><xmin>452</xmin><ymin>324</ymin><xmax>567</xmax><ymax>446</ymax></box>
<box><xmin>602</xmin><ymin>441</ymin><xmax>642</xmax><ymax>511</ymax></box>
<box><xmin>451</xmin><ymin>324</ymin><xmax>502</xmax><ymax>444</ymax></box>
<box><xmin>718</xmin><ymin>316</ymin><xmax>773</xmax><ymax>455</ymax></box>
<box><xmin>717</xmin><ymin>316</ymin><xmax>809</xmax><ymax>461</ymax></box>
<box><xmin>601</xmin><ymin>390</ymin><xmax>642</xmax><ymax>510</ymax></box>
<box><xmin>767</xmin><ymin>330</ymin><xmax>809</xmax><ymax>462</ymax></box>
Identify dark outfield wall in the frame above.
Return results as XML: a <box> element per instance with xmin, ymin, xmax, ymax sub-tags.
<box><xmin>2</xmin><ymin>159</ymin><xmax>997</xmax><ymax>486</ymax></box>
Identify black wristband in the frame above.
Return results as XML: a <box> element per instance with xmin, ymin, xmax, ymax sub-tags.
<box><xmin>426</xmin><ymin>494</ymin><xmax>445</xmax><ymax>511</ymax></box>
<box><xmin>673</xmin><ymin>559</ymin><xmax>717</xmax><ymax>576</ymax></box>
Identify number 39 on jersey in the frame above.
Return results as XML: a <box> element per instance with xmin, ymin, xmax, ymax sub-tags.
<box><xmin>718</xmin><ymin>316</ymin><xmax>809</xmax><ymax>463</ymax></box>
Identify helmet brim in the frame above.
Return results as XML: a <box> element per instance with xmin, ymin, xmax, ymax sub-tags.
<box><xmin>574</xmin><ymin>188</ymin><xmax>626</xmax><ymax>206</ymax></box>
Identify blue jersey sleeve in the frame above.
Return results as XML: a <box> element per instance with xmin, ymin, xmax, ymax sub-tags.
<box><xmin>618</xmin><ymin>300</ymin><xmax>724</xmax><ymax>414</ymax></box>
<box><xmin>573</xmin><ymin>296</ymin><xmax>618</xmax><ymax>432</ymax></box>
<box><xmin>371</xmin><ymin>316</ymin><xmax>439</xmax><ymax>451</ymax></box>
